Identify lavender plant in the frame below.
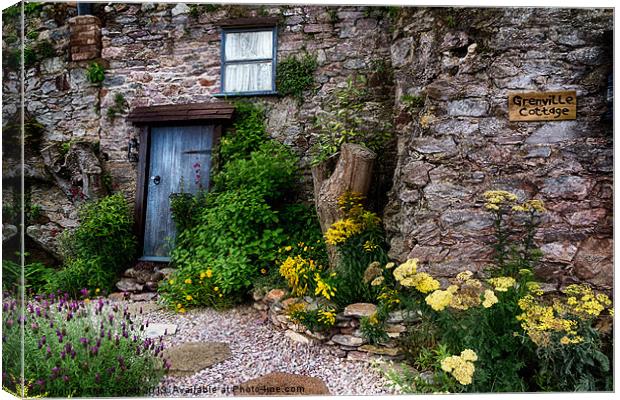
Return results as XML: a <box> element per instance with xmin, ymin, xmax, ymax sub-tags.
<box><xmin>2</xmin><ymin>291</ymin><xmax>167</xmax><ymax>397</ymax></box>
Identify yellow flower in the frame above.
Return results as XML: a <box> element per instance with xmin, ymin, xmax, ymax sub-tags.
<box><xmin>460</xmin><ymin>349</ymin><xmax>478</xmax><ymax>362</ymax></box>
<box><xmin>186</xmin><ymin>295</ymin><xmax>193</xmax><ymax>301</ymax></box>
<box><xmin>176</xmin><ymin>303</ymin><xmax>183</xmax><ymax>309</ymax></box>
<box><xmin>425</xmin><ymin>288</ymin><xmax>454</xmax><ymax>311</ymax></box>
<box><xmin>285</xmin><ymin>246</ymin><xmax>292</xmax><ymax>251</ymax></box>
<box><xmin>218</xmin><ymin>293</ymin><xmax>223</xmax><ymax>298</ymax></box>
<box><xmin>482</xmin><ymin>289</ymin><xmax>498</xmax><ymax>308</ymax></box>
<box><xmin>393</xmin><ymin>259</ymin><xmax>418</xmax><ymax>281</ymax></box>
<box><xmin>487</xmin><ymin>277</ymin><xmax>516</xmax><ymax>292</ymax></box>
<box><xmin>456</xmin><ymin>270</ymin><xmax>474</xmax><ymax>282</ymax></box>
<box><xmin>385</xmin><ymin>262</ymin><xmax>395</xmax><ymax>269</ymax></box>
<box><xmin>84</xmin><ymin>298</ymin><xmax>90</xmax><ymax>304</ymax></box>
<box><xmin>206</xmin><ymin>269</ymin><xmax>213</xmax><ymax>278</ymax></box>
<box><xmin>179</xmin><ymin>308</ymin><xmax>186</xmax><ymax>313</ymax></box>
<box><xmin>441</xmin><ymin>352</ymin><xmax>477</xmax><ymax>385</ymax></box>
<box><xmin>184</xmin><ymin>278</ymin><xmax>192</xmax><ymax>284</ymax></box>
<box><xmin>200</xmin><ymin>272</ymin><xmax>206</xmax><ymax>279</ymax></box>
<box><xmin>317</xmin><ymin>308</ymin><xmax>336</xmax><ymax>326</ymax></box>
<box><xmin>371</xmin><ymin>276</ymin><xmax>384</xmax><ymax>286</ymax></box>
<box><xmin>314</xmin><ymin>273</ymin><xmax>336</xmax><ymax>300</ymax></box>
<box><xmin>261</xmin><ymin>268</ymin><xmax>267</xmax><ymax>275</ymax></box>
<box><xmin>324</xmin><ymin>218</ymin><xmax>362</xmax><ymax>245</ymax></box>
<box><xmin>214</xmin><ymin>286</ymin><xmax>219</xmax><ymax>292</ymax></box>
<box><xmin>363</xmin><ymin>240</ymin><xmax>379</xmax><ymax>252</ymax></box>
<box><xmin>95</xmin><ymin>288</ymin><xmax>100</xmax><ymax>294</ymax></box>
<box><xmin>413</xmin><ymin>273</ymin><xmax>440</xmax><ymax>293</ymax></box>
<box><xmin>169</xmin><ymin>280</ymin><xmax>175</xmax><ymax>285</ymax></box>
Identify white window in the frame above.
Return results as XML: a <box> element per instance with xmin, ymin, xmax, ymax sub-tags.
<box><xmin>221</xmin><ymin>27</ymin><xmax>277</xmax><ymax>95</ymax></box>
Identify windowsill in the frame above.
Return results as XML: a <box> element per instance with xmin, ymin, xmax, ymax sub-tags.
<box><xmin>213</xmin><ymin>91</ymin><xmax>279</xmax><ymax>98</ymax></box>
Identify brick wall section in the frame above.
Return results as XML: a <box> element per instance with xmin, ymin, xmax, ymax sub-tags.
<box><xmin>69</xmin><ymin>15</ymin><xmax>101</xmax><ymax>61</ymax></box>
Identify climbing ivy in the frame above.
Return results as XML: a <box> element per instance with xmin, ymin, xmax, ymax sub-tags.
<box><xmin>275</xmin><ymin>54</ymin><xmax>318</xmax><ymax>102</ymax></box>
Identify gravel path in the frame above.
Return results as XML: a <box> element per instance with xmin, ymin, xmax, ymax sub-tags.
<box><xmin>131</xmin><ymin>302</ymin><xmax>396</xmax><ymax>396</ymax></box>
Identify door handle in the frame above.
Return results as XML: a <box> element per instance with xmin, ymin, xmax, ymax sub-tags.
<box><xmin>151</xmin><ymin>175</ymin><xmax>161</xmax><ymax>185</ymax></box>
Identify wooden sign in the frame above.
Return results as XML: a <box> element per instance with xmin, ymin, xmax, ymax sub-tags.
<box><xmin>508</xmin><ymin>91</ymin><xmax>577</xmax><ymax>121</ymax></box>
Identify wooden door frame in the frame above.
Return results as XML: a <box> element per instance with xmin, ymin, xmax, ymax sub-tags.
<box><xmin>133</xmin><ymin>122</ymin><xmax>224</xmax><ymax>258</ymax></box>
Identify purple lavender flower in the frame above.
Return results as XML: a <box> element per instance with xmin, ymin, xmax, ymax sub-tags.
<box><xmin>60</xmin><ymin>350</ymin><xmax>66</xmax><ymax>360</ymax></box>
<box><xmin>31</xmin><ymin>322</ymin><xmax>39</xmax><ymax>331</ymax></box>
<box><xmin>62</xmin><ymin>375</ymin><xmax>69</xmax><ymax>382</ymax></box>
<box><xmin>6</xmin><ymin>319</ymin><xmax>13</xmax><ymax>328</ymax></box>
<box><xmin>79</xmin><ymin>337</ymin><xmax>89</xmax><ymax>347</ymax></box>
<box><xmin>46</xmin><ymin>346</ymin><xmax>51</xmax><ymax>357</ymax></box>
<box><xmin>136</xmin><ymin>347</ymin><xmax>141</xmax><ymax>356</ymax></box>
<box><xmin>80</xmin><ymin>288</ymin><xmax>89</xmax><ymax>298</ymax></box>
<box><xmin>108</xmin><ymin>313</ymin><xmax>114</xmax><ymax>324</ymax></box>
<box><xmin>95</xmin><ymin>373</ymin><xmax>100</xmax><ymax>383</ymax></box>
<box><xmin>51</xmin><ymin>366</ymin><xmax>60</xmax><ymax>376</ymax></box>
<box><xmin>49</xmin><ymin>321</ymin><xmax>54</xmax><ymax>328</ymax></box>
<box><xmin>57</xmin><ymin>334</ymin><xmax>63</xmax><ymax>343</ymax></box>
<box><xmin>35</xmin><ymin>307</ymin><xmax>41</xmax><ymax>317</ymax></box>
<box><xmin>70</xmin><ymin>350</ymin><xmax>76</xmax><ymax>359</ymax></box>
<box><xmin>2</xmin><ymin>303</ymin><xmax>8</xmax><ymax>312</ymax></box>
<box><xmin>35</xmin><ymin>379</ymin><xmax>45</xmax><ymax>387</ymax></box>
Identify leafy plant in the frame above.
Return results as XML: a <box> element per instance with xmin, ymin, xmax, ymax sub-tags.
<box><xmin>401</xmin><ymin>93</ymin><xmax>425</xmax><ymax>111</ymax></box>
<box><xmin>48</xmin><ymin>194</ymin><xmax>136</xmax><ymax>295</ymax></box>
<box><xmin>2</xmin><ymin>295</ymin><xmax>166</xmax><ymax>397</ymax></box>
<box><xmin>2</xmin><ymin>259</ymin><xmax>53</xmax><ymax>294</ymax></box>
<box><xmin>360</xmin><ymin>313</ymin><xmax>389</xmax><ymax>345</ymax></box>
<box><xmin>311</xmin><ymin>76</ymin><xmax>393</xmax><ymax>166</ymax></box>
<box><xmin>276</xmin><ymin>54</ymin><xmax>318</xmax><ymax>102</ymax></box>
<box><xmin>161</xmin><ymin>102</ymin><xmax>303</xmax><ymax>310</ymax></box>
<box><xmin>86</xmin><ymin>62</ymin><xmax>105</xmax><ymax>85</ymax></box>
<box><xmin>287</xmin><ymin>303</ymin><xmax>336</xmax><ymax>332</ymax></box>
<box><xmin>106</xmin><ymin>93</ymin><xmax>129</xmax><ymax>120</ymax></box>
<box><xmin>26</xmin><ymin>30</ymin><xmax>39</xmax><ymax>40</ymax></box>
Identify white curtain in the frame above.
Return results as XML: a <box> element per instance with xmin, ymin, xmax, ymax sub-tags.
<box><xmin>225</xmin><ymin>62</ymin><xmax>273</xmax><ymax>92</ymax></box>
<box><xmin>224</xmin><ymin>30</ymin><xmax>273</xmax><ymax>92</ymax></box>
<box><xmin>225</xmin><ymin>31</ymin><xmax>273</xmax><ymax>60</ymax></box>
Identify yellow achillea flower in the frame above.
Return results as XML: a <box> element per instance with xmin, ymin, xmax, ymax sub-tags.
<box><xmin>483</xmin><ymin>190</ymin><xmax>518</xmax><ymax>210</ymax></box>
<box><xmin>324</xmin><ymin>218</ymin><xmax>362</xmax><ymax>245</ymax></box>
<box><xmin>393</xmin><ymin>259</ymin><xmax>418</xmax><ymax>281</ymax></box>
<box><xmin>488</xmin><ymin>277</ymin><xmax>516</xmax><ymax>292</ymax></box>
<box><xmin>371</xmin><ymin>276</ymin><xmax>385</xmax><ymax>286</ymax></box>
<box><xmin>184</xmin><ymin>278</ymin><xmax>192</xmax><ymax>285</ymax></box>
<box><xmin>562</xmin><ymin>284</ymin><xmax>612</xmax><ymax>318</ymax></box>
<box><xmin>385</xmin><ymin>262</ymin><xmax>395</xmax><ymax>269</ymax></box>
<box><xmin>425</xmin><ymin>286</ymin><xmax>457</xmax><ymax>311</ymax></box>
<box><xmin>517</xmin><ymin>294</ymin><xmax>579</xmax><ymax>347</ymax></box>
<box><xmin>560</xmin><ymin>335</ymin><xmax>584</xmax><ymax>345</ymax></box>
<box><xmin>456</xmin><ymin>270</ymin><xmax>474</xmax><ymax>282</ymax></box>
<box><xmin>186</xmin><ymin>295</ymin><xmax>193</xmax><ymax>301</ymax></box>
<box><xmin>400</xmin><ymin>272</ymin><xmax>440</xmax><ymax>294</ymax></box>
<box><xmin>512</xmin><ymin>199</ymin><xmax>546</xmax><ymax>213</ymax></box>
<box><xmin>441</xmin><ymin>350</ymin><xmax>478</xmax><ymax>385</ymax></box>
<box><xmin>179</xmin><ymin>307</ymin><xmax>186</xmax><ymax>313</ymax></box>
<box><xmin>213</xmin><ymin>286</ymin><xmax>219</xmax><ymax>292</ymax></box>
<box><xmin>377</xmin><ymin>288</ymin><xmax>401</xmax><ymax>306</ymax></box>
<box><xmin>482</xmin><ymin>289</ymin><xmax>498</xmax><ymax>308</ymax></box>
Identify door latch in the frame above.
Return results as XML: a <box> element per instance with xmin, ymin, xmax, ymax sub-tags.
<box><xmin>150</xmin><ymin>175</ymin><xmax>161</xmax><ymax>185</ymax></box>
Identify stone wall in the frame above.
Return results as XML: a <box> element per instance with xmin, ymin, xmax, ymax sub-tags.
<box><xmin>384</xmin><ymin>8</ymin><xmax>613</xmax><ymax>288</ymax></box>
<box><xmin>4</xmin><ymin>4</ymin><xmax>613</xmax><ymax>290</ymax></box>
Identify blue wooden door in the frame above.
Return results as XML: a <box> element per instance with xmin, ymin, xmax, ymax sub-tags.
<box><xmin>142</xmin><ymin>125</ymin><xmax>214</xmax><ymax>260</ymax></box>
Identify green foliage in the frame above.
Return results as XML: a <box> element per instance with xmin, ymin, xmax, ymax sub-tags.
<box><xmin>359</xmin><ymin>314</ymin><xmax>389</xmax><ymax>345</ymax></box>
<box><xmin>311</xmin><ymin>75</ymin><xmax>393</xmax><ymax>166</ymax></box>
<box><xmin>401</xmin><ymin>93</ymin><xmax>426</xmax><ymax>111</ymax></box>
<box><xmin>276</xmin><ymin>54</ymin><xmax>318</xmax><ymax>102</ymax></box>
<box><xmin>86</xmin><ymin>62</ymin><xmax>105</xmax><ymax>85</ymax></box>
<box><xmin>161</xmin><ymin>102</ymin><xmax>303</xmax><ymax>309</ymax></box>
<box><xmin>26</xmin><ymin>30</ymin><xmax>39</xmax><ymax>40</ymax></box>
<box><xmin>189</xmin><ymin>3</ymin><xmax>221</xmax><ymax>18</ymax></box>
<box><xmin>445</xmin><ymin>15</ymin><xmax>456</xmax><ymax>28</ymax></box>
<box><xmin>2</xmin><ymin>259</ymin><xmax>53</xmax><ymax>294</ymax></box>
<box><xmin>217</xmin><ymin>101</ymin><xmax>267</xmax><ymax>166</ymax></box>
<box><xmin>48</xmin><ymin>194</ymin><xmax>136</xmax><ymax>295</ymax></box>
<box><xmin>2</xmin><ymin>4</ymin><xmax>20</xmax><ymax>19</ymax></box>
<box><xmin>278</xmin><ymin>203</ymin><xmax>325</xmax><ymax>248</ymax></box>
<box><xmin>106</xmin><ymin>93</ymin><xmax>128</xmax><ymax>120</ymax></box>
<box><xmin>534</xmin><ymin>324</ymin><xmax>612</xmax><ymax>391</ymax></box>
<box><xmin>2</xmin><ymin>296</ymin><xmax>165</xmax><ymax>397</ymax></box>
<box><xmin>24</xmin><ymin>45</ymin><xmax>37</xmax><ymax>68</ymax></box>
<box><xmin>213</xmin><ymin>140</ymin><xmax>298</xmax><ymax>199</ymax></box>
<box><xmin>24</xmin><ymin>2</ymin><xmax>44</xmax><ymax>15</ymax></box>
<box><xmin>287</xmin><ymin>305</ymin><xmax>336</xmax><ymax>332</ymax></box>
<box><xmin>27</xmin><ymin>203</ymin><xmax>42</xmax><ymax>222</ymax></box>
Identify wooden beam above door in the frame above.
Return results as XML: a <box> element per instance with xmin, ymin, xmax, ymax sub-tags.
<box><xmin>127</xmin><ymin>101</ymin><xmax>235</xmax><ymax>124</ymax></box>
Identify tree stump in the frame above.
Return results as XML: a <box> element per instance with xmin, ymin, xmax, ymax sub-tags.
<box><xmin>311</xmin><ymin>142</ymin><xmax>376</xmax><ymax>242</ymax></box>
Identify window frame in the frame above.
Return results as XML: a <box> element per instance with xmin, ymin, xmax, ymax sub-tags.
<box><xmin>220</xmin><ymin>26</ymin><xmax>278</xmax><ymax>96</ymax></box>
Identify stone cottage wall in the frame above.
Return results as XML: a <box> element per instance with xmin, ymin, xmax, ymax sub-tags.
<box><xmin>4</xmin><ymin>3</ymin><xmax>613</xmax><ymax>290</ymax></box>
<box><xmin>384</xmin><ymin>8</ymin><xmax>613</xmax><ymax>288</ymax></box>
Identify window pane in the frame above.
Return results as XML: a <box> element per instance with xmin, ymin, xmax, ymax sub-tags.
<box><xmin>225</xmin><ymin>30</ymin><xmax>273</xmax><ymax>61</ymax></box>
<box><xmin>225</xmin><ymin>62</ymin><xmax>273</xmax><ymax>92</ymax></box>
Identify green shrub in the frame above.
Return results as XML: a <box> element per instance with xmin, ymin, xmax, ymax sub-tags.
<box><xmin>213</xmin><ymin>140</ymin><xmax>298</xmax><ymax>199</ymax></box>
<box><xmin>359</xmin><ymin>313</ymin><xmax>389</xmax><ymax>345</ymax></box>
<box><xmin>276</xmin><ymin>54</ymin><xmax>318</xmax><ymax>102</ymax></box>
<box><xmin>86</xmin><ymin>62</ymin><xmax>105</xmax><ymax>85</ymax></box>
<box><xmin>2</xmin><ymin>259</ymin><xmax>53</xmax><ymax>294</ymax></box>
<box><xmin>48</xmin><ymin>194</ymin><xmax>136</xmax><ymax>295</ymax></box>
<box><xmin>217</xmin><ymin>101</ymin><xmax>267</xmax><ymax>166</ymax></box>
<box><xmin>2</xmin><ymin>295</ymin><xmax>165</xmax><ymax>397</ymax></box>
<box><xmin>161</xmin><ymin>101</ymin><xmax>317</xmax><ymax>311</ymax></box>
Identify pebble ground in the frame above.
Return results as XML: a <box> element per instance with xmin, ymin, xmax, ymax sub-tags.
<box><xmin>133</xmin><ymin>303</ymin><xmax>396</xmax><ymax>397</ymax></box>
